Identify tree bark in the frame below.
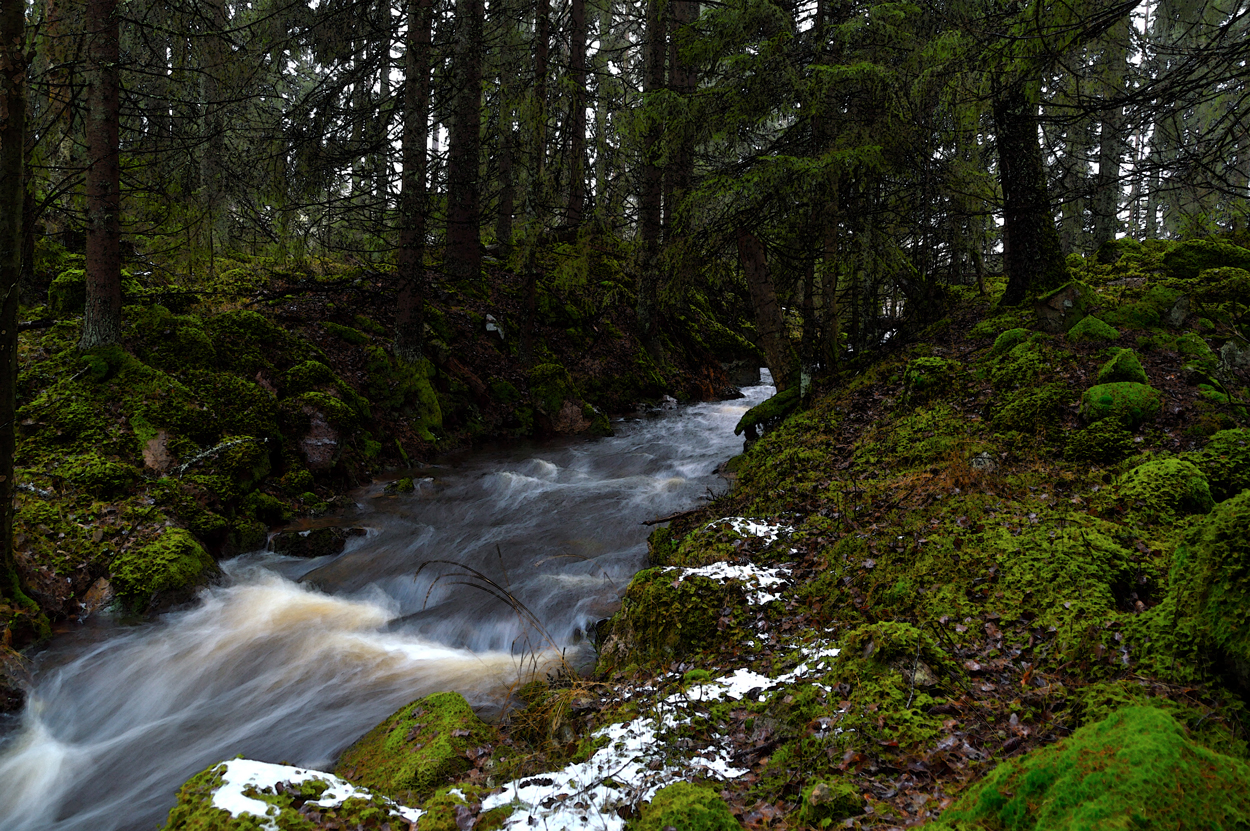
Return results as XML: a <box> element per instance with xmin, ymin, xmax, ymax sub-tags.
<box><xmin>394</xmin><ymin>0</ymin><xmax>433</xmax><ymax>364</ymax></box>
<box><xmin>80</xmin><ymin>0</ymin><xmax>122</xmax><ymax>350</ymax></box>
<box><xmin>445</xmin><ymin>0</ymin><xmax>483</xmax><ymax>281</ymax></box>
<box><xmin>636</xmin><ymin>0</ymin><xmax>665</xmax><ymax>357</ymax></box>
<box><xmin>565</xmin><ymin>0</ymin><xmax>587</xmax><ymax>225</ymax></box>
<box><xmin>1092</xmin><ymin>16</ymin><xmax>1129</xmax><ymax>256</ymax></box>
<box><xmin>662</xmin><ymin>0</ymin><xmax>696</xmax><ymax>240</ymax></box>
<box><xmin>993</xmin><ymin>78</ymin><xmax>1067</xmax><ymax>307</ymax></box>
<box><xmin>737</xmin><ymin>229</ymin><xmax>798</xmax><ymax>393</ymax></box>
<box><xmin>2</xmin><ymin>0</ymin><xmax>27</xmax><ymax>603</ymax></box>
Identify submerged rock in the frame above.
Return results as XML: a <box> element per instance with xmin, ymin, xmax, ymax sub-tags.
<box><xmin>268</xmin><ymin>526</ymin><xmax>367</xmax><ymax>559</ymax></box>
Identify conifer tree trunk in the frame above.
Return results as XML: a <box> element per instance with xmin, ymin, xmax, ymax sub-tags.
<box><xmin>80</xmin><ymin>0</ymin><xmax>122</xmax><ymax>350</ymax></box>
<box><xmin>200</xmin><ymin>0</ymin><xmax>229</xmax><ymax>255</ymax></box>
<box><xmin>394</xmin><ymin>0</ymin><xmax>433</xmax><ymax>364</ymax></box>
<box><xmin>636</xmin><ymin>0</ymin><xmax>665</xmax><ymax>357</ymax></box>
<box><xmin>2</xmin><ymin>0</ymin><xmax>25</xmax><ymax>603</ymax></box>
<box><xmin>445</xmin><ymin>0</ymin><xmax>483</xmax><ymax>281</ymax></box>
<box><xmin>993</xmin><ymin>78</ymin><xmax>1067</xmax><ymax>307</ymax></box>
<box><xmin>662</xmin><ymin>0</ymin><xmax>696</xmax><ymax>240</ymax></box>
<box><xmin>565</xmin><ymin>0</ymin><xmax>587</xmax><ymax>225</ymax></box>
<box><xmin>737</xmin><ymin>229</ymin><xmax>797</xmax><ymax>393</ymax></box>
<box><xmin>1092</xmin><ymin>16</ymin><xmax>1129</xmax><ymax>256</ymax></box>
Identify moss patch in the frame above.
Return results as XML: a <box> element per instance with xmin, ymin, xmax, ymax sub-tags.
<box><xmin>1096</xmin><ymin>349</ymin><xmax>1147</xmax><ymax>385</ymax></box>
<box><xmin>1113</xmin><ymin>458</ymin><xmax>1214</xmax><ymax>523</ymax></box>
<box><xmin>333</xmin><ymin>691</ymin><xmax>496</xmax><ymax>804</ymax></box>
<box><xmin>636</xmin><ymin>782</ymin><xmax>740</xmax><ymax>831</ymax></box>
<box><xmin>110</xmin><ymin>528</ymin><xmax>219</xmax><ymax>614</ymax></box>
<box><xmin>930</xmin><ymin>706</ymin><xmax>1250</xmax><ymax>830</ymax></box>
<box><xmin>1079</xmin><ymin>382</ymin><xmax>1162</xmax><ymax>428</ymax></box>
<box><xmin>1066</xmin><ymin>315</ymin><xmax>1120</xmax><ymax>342</ymax></box>
<box><xmin>1197</xmin><ymin>428</ymin><xmax>1250</xmax><ymax>501</ymax></box>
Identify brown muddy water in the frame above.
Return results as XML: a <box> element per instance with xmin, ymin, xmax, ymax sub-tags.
<box><xmin>0</xmin><ymin>377</ymin><xmax>772</xmax><ymax>831</ymax></box>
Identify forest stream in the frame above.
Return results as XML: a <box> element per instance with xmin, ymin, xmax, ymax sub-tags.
<box><xmin>0</xmin><ymin>376</ymin><xmax>773</xmax><ymax>831</ymax></box>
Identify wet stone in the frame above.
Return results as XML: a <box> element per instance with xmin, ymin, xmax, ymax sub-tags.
<box><xmin>268</xmin><ymin>526</ymin><xmax>367</xmax><ymax>558</ymax></box>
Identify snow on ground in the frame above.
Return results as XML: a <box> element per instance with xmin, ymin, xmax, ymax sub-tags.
<box><xmin>664</xmin><ymin>560</ymin><xmax>792</xmax><ymax>605</ymax></box>
<box><xmin>209</xmin><ymin>759</ymin><xmax>422</xmax><ymax>830</ymax></box>
<box><xmin>704</xmin><ymin>517</ymin><xmax>795</xmax><ymax>546</ymax></box>
<box><xmin>481</xmin><ymin>641</ymin><xmax>842</xmax><ymax>831</ymax></box>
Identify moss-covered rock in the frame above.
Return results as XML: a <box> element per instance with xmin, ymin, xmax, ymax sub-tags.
<box><xmin>1079</xmin><ymin>382</ymin><xmax>1162</xmax><ymax>428</ymax></box>
<box><xmin>636</xmin><ymin>782</ymin><xmax>740</xmax><ymax>831</ymax></box>
<box><xmin>798</xmin><ymin>780</ymin><xmax>866</xmax><ymax>826</ymax></box>
<box><xmin>989</xmin><ymin>328</ymin><xmax>1030</xmax><ymax>356</ymax></box>
<box><xmin>903</xmin><ymin>357</ymin><xmax>960</xmax><ymax>401</ymax></box>
<box><xmin>1196</xmin><ymin>428</ymin><xmax>1250</xmax><ymax>501</ymax></box>
<box><xmin>597</xmin><ymin>567</ymin><xmax>747</xmax><ymax>670</ymax></box>
<box><xmin>1066</xmin><ymin>315</ymin><xmax>1120</xmax><ymax>342</ymax></box>
<box><xmin>734</xmin><ymin>386</ymin><xmax>800</xmax><ymax>441</ymax></box>
<box><xmin>334</xmin><ymin>691</ymin><xmax>495</xmax><ymax>804</ymax></box>
<box><xmin>990</xmin><ymin>383</ymin><xmax>1069</xmax><ymax>439</ymax></box>
<box><xmin>1113</xmin><ymin>458</ymin><xmax>1214</xmax><ymax>522</ymax></box>
<box><xmin>1096</xmin><ymin>349</ymin><xmax>1147</xmax><ymax>385</ymax></box>
<box><xmin>1167</xmin><ymin>490</ymin><xmax>1250</xmax><ymax>691</ymax></box>
<box><xmin>48</xmin><ymin>268</ymin><xmax>87</xmax><ymax>315</ymax></box>
<box><xmin>1065</xmin><ymin>418</ymin><xmax>1136</xmax><ymax>465</ymax></box>
<box><xmin>130</xmin><ymin>306</ymin><xmax>218</xmax><ymax>372</ymax></box>
<box><xmin>110</xmin><ymin>528</ymin><xmax>219</xmax><ymax>614</ymax></box>
<box><xmin>528</xmin><ymin>362</ymin><xmax>578</xmax><ymax>418</ymax></box>
<box><xmin>930</xmin><ymin>706</ymin><xmax>1250</xmax><ymax>830</ymax></box>
<box><xmin>1163</xmin><ymin>239</ymin><xmax>1250</xmax><ymax>280</ymax></box>
<box><xmin>56</xmin><ymin>452</ymin><xmax>140</xmax><ymax>499</ymax></box>
<box><xmin>1176</xmin><ymin>331</ymin><xmax>1218</xmax><ymax>373</ymax></box>
<box><xmin>1036</xmin><ymin>281</ymin><xmax>1096</xmax><ymax>334</ymax></box>
<box><xmin>162</xmin><ymin>759</ymin><xmax>419</xmax><ymax>830</ymax></box>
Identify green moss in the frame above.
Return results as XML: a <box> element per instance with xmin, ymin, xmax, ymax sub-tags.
<box><xmin>1096</xmin><ymin>349</ymin><xmax>1148</xmax><ymax>385</ymax></box>
<box><xmin>989</xmin><ymin>328</ymin><xmax>1030</xmax><ymax>356</ymax></box>
<box><xmin>204</xmin><ymin>310</ymin><xmax>317</xmax><ymax>375</ymax></box>
<box><xmin>334</xmin><ymin>691</ymin><xmax>496</xmax><ymax>803</ymax></box>
<box><xmin>931</xmin><ymin>706</ymin><xmax>1250</xmax><ymax>830</ymax></box>
<box><xmin>242</xmin><ymin>491</ymin><xmax>290</xmax><ymax>524</ymax></box>
<box><xmin>284</xmin><ymin>360</ymin><xmax>339</xmax><ymax>395</ymax></box>
<box><xmin>1067</xmin><ymin>315</ymin><xmax>1120</xmax><ymax>342</ymax></box>
<box><xmin>987</xmin><ymin>337</ymin><xmax>1049</xmax><ymax>392</ymax></box>
<box><xmin>1114</xmin><ymin>458</ymin><xmax>1214</xmax><ymax>522</ymax></box>
<box><xmin>364</xmin><ymin>349</ymin><xmax>442</xmax><ymax>439</ymax></box>
<box><xmin>1163</xmin><ymin>239</ymin><xmax>1250</xmax><ymax>280</ymax></box>
<box><xmin>991</xmin><ymin>383</ymin><xmax>1070</xmax><ymax>439</ymax></box>
<box><xmin>1176</xmin><ymin>331</ymin><xmax>1218</xmax><ymax>373</ymax></box>
<box><xmin>1196</xmin><ymin>428</ymin><xmax>1250</xmax><ymax>501</ymax></box>
<box><xmin>1166</xmin><ymin>490</ymin><xmax>1250</xmax><ymax>690</ymax></box>
<box><xmin>110</xmin><ymin>528</ymin><xmax>218</xmax><ymax>614</ymax></box>
<box><xmin>385</xmin><ymin>477</ymin><xmax>416</xmax><ymax>494</ymax></box>
<box><xmin>798</xmin><ymin>780</ymin><xmax>866</xmax><ymax>826</ymax></box>
<box><xmin>56</xmin><ymin>453</ymin><xmax>140</xmax><ymax>499</ymax></box>
<box><xmin>129</xmin><ymin>306</ymin><xmax>218</xmax><ymax>372</ymax></box>
<box><xmin>734</xmin><ymin>387</ymin><xmax>800</xmax><ymax>438</ymax></box>
<box><xmin>162</xmin><ymin>761</ymin><xmax>416</xmax><ymax>831</ymax></box>
<box><xmin>1080</xmin><ymin>382</ymin><xmax>1163</xmax><ymax>428</ymax></box>
<box><xmin>323</xmin><ymin>321</ymin><xmax>370</xmax><ymax>345</ymax></box>
<box><xmin>904</xmin><ymin>357</ymin><xmax>961</xmax><ymax>400</ymax></box>
<box><xmin>1065</xmin><ymin>418</ymin><xmax>1136</xmax><ymax>465</ymax></box>
<box><xmin>48</xmin><ymin>268</ymin><xmax>86</xmax><ymax>315</ymax></box>
<box><xmin>637</xmin><ymin>782</ymin><xmax>739</xmax><ymax>831</ymax></box>
<box><xmin>528</xmin><ymin>362</ymin><xmax>578</xmax><ymax>417</ymax></box>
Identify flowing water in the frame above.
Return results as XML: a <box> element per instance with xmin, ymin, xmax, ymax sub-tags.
<box><xmin>0</xmin><ymin>376</ymin><xmax>772</xmax><ymax>831</ymax></box>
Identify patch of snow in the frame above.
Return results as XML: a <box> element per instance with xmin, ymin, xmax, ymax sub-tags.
<box><xmin>209</xmin><ymin>759</ymin><xmax>422</xmax><ymax>830</ymax></box>
<box><xmin>663</xmin><ymin>561</ymin><xmax>791</xmax><ymax>605</ymax></box>
<box><xmin>704</xmin><ymin>517</ymin><xmax>794</xmax><ymax>545</ymax></box>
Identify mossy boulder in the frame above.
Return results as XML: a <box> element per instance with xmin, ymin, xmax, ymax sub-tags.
<box><xmin>162</xmin><ymin>759</ymin><xmax>418</xmax><ymax>831</ymax></box>
<box><xmin>1096</xmin><ymin>349</ymin><xmax>1147</xmax><ymax>385</ymax></box>
<box><xmin>637</xmin><ymin>782</ymin><xmax>740</xmax><ymax>831</ymax></box>
<box><xmin>990</xmin><ymin>383</ymin><xmax>1069</xmax><ymax>439</ymax></box>
<box><xmin>1167</xmin><ymin>490</ymin><xmax>1250</xmax><ymax>691</ymax></box>
<box><xmin>1066</xmin><ymin>315</ymin><xmax>1120</xmax><ymax>342</ymax></box>
<box><xmin>1036</xmin><ymin>281</ymin><xmax>1096</xmax><ymax>334</ymax></box>
<box><xmin>734</xmin><ymin>386</ymin><xmax>800</xmax><ymax>441</ymax></box>
<box><xmin>930</xmin><ymin>706</ymin><xmax>1250</xmax><ymax>830</ymax></box>
<box><xmin>597</xmin><ymin>567</ymin><xmax>747</xmax><ymax>670</ymax></box>
<box><xmin>1113</xmin><ymin>458</ymin><xmax>1214</xmax><ymax>522</ymax></box>
<box><xmin>48</xmin><ymin>268</ymin><xmax>87</xmax><ymax>315</ymax></box>
<box><xmin>1065</xmin><ymin>418</ymin><xmax>1136</xmax><ymax>465</ymax></box>
<box><xmin>1102</xmin><ymin>286</ymin><xmax>1188</xmax><ymax>330</ymax></box>
<box><xmin>333</xmin><ymin>691</ymin><xmax>495</xmax><ymax>803</ymax></box>
<box><xmin>989</xmin><ymin>328</ymin><xmax>1030</xmax><ymax>356</ymax></box>
<box><xmin>1196</xmin><ymin>428</ymin><xmax>1250</xmax><ymax>501</ymax></box>
<box><xmin>798</xmin><ymin>780</ymin><xmax>866</xmax><ymax>826</ymax></box>
<box><xmin>1175</xmin><ymin>331</ymin><xmax>1218</xmax><ymax>373</ymax></box>
<box><xmin>130</xmin><ymin>306</ymin><xmax>218</xmax><ymax>372</ymax></box>
<box><xmin>903</xmin><ymin>357</ymin><xmax>960</xmax><ymax>399</ymax></box>
<box><xmin>1079</xmin><ymin>382</ymin><xmax>1162</xmax><ymax>428</ymax></box>
<box><xmin>110</xmin><ymin>528</ymin><xmax>219</xmax><ymax>614</ymax></box>
<box><xmin>1163</xmin><ymin>239</ymin><xmax>1250</xmax><ymax>280</ymax></box>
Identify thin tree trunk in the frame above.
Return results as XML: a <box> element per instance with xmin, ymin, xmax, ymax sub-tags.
<box><xmin>565</xmin><ymin>0</ymin><xmax>587</xmax><ymax>225</ymax></box>
<box><xmin>496</xmin><ymin>123</ymin><xmax>515</xmax><ymax>253</ymax></box>
<box><xmin>200</xmin><ymin>0</ymin><xmax>229</xmax><ymax>256</ymax></box>
<box><xmin>593</xmin><ymin>0</ymin><xmax>615</xmax><ymax>227</ymax></box>
<box><xmin>80</xmin><ymin>0</ymin><xmax>122</xmax><ymax>350</ymax></box>
<box><xmin>1092</xmin><ymin>16</ymin><xmax>1129</xmax><ymax>256</ymax></box>
<box><xmin>2</xmin><ymin>0</ymin><xmax>28</xmax><ymax>606</ymax></box>
<box><xmin>445</xmin><ymin>0</ymin><xmax>483</xmax><ymax>280</ymax></box>
<box><xmin>394</xmin><ymin>0</ymin><xmax>433</xmax><ymax>364</ymax></box>
<box><xmin>636</xmin><ymin>0</ymin><xmax>665</xmax><ymax>357</ymax></box>
<box><xmin>737</xmin><ymin>228</ymin><xmax>798</xmax><ymax>393</ymax></box>
<box><xmin>993</xmin><ymin>79</ymin><xmax>1067</xmax><ymax>307</ymax></box>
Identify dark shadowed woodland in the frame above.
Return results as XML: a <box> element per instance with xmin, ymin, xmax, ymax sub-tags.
<box><xmin>2</xmin><ymin>0</ymin><xmax>1250</xmax><ymax>828</ymax></box>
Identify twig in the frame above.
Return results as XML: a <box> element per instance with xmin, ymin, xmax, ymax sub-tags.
<box><xmin>176</xmin><ymin>437</ymin><xmax>267</xmax><ymax>477</ymax></box>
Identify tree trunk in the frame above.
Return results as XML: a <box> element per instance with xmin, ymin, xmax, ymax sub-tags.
<box><xmin>394</xmin><ymin>0</ymin><xmax>433</xmax><ymax>364</ymax></box>
<box><xmin>993</xmin><ymin>78</ymin><xmax>1067</xmax><ymax>307</ymax></box>
<box><xmin>662</xmin><ymin>0</ymin><xmax>697</xmax><ymax>240</ymax></box>
<box><xmin>737</xmin><ymin>229</ymin><xmax>798</xmax><ymax>393</ymax></box>
<box><xmin>80</xmin><ymin>0</ymin><xmax>122</xmax><ymax>350</ymax></box>
<box><xmin>1092</xmin><ymin>16</ymin><xmax>1129</xmax><ymax>256</ymax></box>
<box><xmin>529</xmin><ymin>0</ymin><xmax>549</xmax><ymax>220</ymax></box>
<box><xmin>200</xmin><ymin>0</ymin><xmax>229</xmax><ymax>256</ymax></box>
<box><xmin>593</xmin><ymin>0</ymin><xmax>615</xmax><ymax>227</ymax></box>
<box><xmin>636</xmin><ymin>0</ymin><xmax>665</xmax><ymax>357</ymax></box>
<box><xmin>445</xmin><ymin>0</ymin><xmax>483</xmax><ymax>281</ymax></box>
<box><xmin>565</xmin><ymin>0</ymin><xmax>587</xmax><ymax>225</ymax></box>
<box><xmin>2</xmin><ymin>0</ymin><xmax>27</xmax><ymax>603</ymax></box>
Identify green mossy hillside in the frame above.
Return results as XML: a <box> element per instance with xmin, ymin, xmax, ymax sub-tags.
<box><xmin>931</xmin><ymin>706</ymin><xmax>1250</xmax><ymax>830</ymax></box>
